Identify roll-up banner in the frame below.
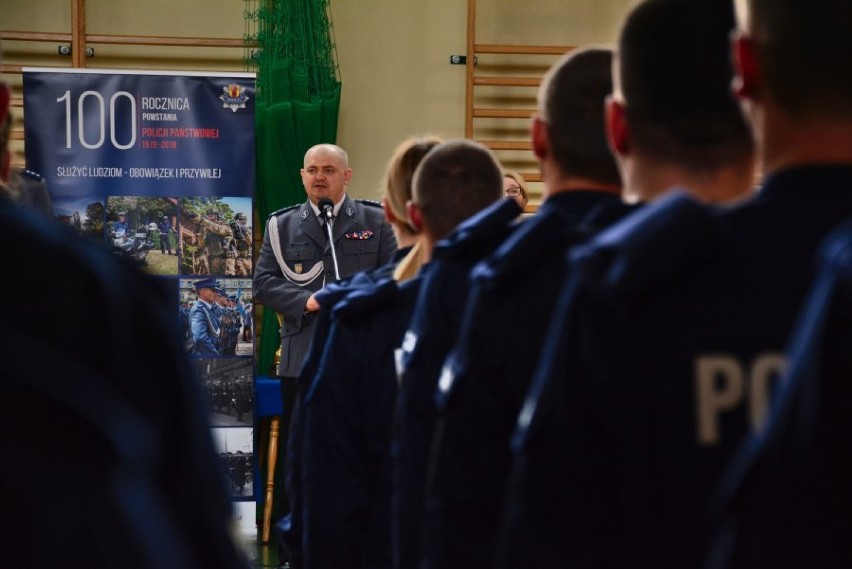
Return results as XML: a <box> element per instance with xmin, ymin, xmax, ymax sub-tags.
<box><xmin>23</xmin><ymin>68</ymin><xmax>258</xmax><ymax>534</ymax></box>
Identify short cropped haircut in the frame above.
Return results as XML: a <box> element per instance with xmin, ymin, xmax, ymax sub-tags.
<box><xmin>412</xmin><ymin>139</ymin><xmax>503</xmax><ymax>240</ymax></box>
<box><xmin>382</xmin><ymin>136</ymin><xmax>442</xmax><ymax>231</ymax></box>
<box><xmin>538</xmin><ymin>48</ymin><xmax>621</xmax><ymax>187</ymax></box>
<box><xmin>619</xmin><ymin>0</ymin><xmax>753</xmax><ymax>170</ymax></box>
<box><xmin>303</xmin><ymin>143</ymin><xmax>349</xmax><ymax>168</ymax></box>
<box><xmin>747</xmin><ymin>0</ymin><xmax>852</xmax><ymax>119</ymax></box>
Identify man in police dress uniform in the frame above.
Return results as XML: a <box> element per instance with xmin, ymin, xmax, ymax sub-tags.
<box><xmin>254</xmin><ymin>143</ymin><xmax>396</xmax><ymax>552</ymax></box>
<box><xmin>255</xmin><ymin>143</ymin><xmax>397</xmax><ymax>379</ymax></box>
<box><xmin>504</xmin><ymin>0</ymin><xmax>852</xmax><ymax>567</ymax></box>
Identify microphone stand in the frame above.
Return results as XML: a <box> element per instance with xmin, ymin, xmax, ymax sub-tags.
<box><xmin>322</xmin><ymin>211</ymin><xmax>341</xmax><ymax>281</ymax></box>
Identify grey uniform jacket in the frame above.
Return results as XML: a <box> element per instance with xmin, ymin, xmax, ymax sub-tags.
<box><xmin>254</xmin><ymin>195</ymin><xmax>397</xmax><ymax>377</ymax></box>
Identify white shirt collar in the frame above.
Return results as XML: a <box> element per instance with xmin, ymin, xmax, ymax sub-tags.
<box><xmin>309</xmin><ymin>194</ymin><xmax>346</xmax><ymax>219</ymax></box>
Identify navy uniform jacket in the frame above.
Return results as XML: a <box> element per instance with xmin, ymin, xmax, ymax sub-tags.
<box><xmin>392</xmin><ymin>198</ymin><xmax>521</xmax><ymax>569</ymax></box>
<box><xmin>301</xmin><ymin>276</ymin><xmax>424</xmax><ymax>569</ymax></box>
<box><xmin>279</xmin><ymin>247</ymin><xmax>412</xmax><ymax>568</ymax></box>
<box><xmin>0</xmin><ymin>198</ymin><xmax>247</xmax><ymax>568</ymax></box>
<box><xmin>504</xmin><ymin>166</ymin><xmax>852</xmax><ymax>568</ymax></box>
<box><xmin>426</xmin><ymin>191</ymin><xmax>623</xmax><ymax>569</ymax></box>
<box><xmin>254</xmin><ymin>195</ymin><xmax>397</xmax><ymax>377</ymax></box>
<box><xmin>708</xmin><ymin>217</ymin><xmax>852</xmax><ymax>569</ymax></box>
<box><xmin>189</xmin><ymin>299</ymin><xmax>221</xmax><ymax>356</ymax></box>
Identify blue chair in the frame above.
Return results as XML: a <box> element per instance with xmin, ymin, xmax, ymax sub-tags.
<box><xmin>256</xmin><ymin>376</ymin><xmax>284</xmax><ymax>543</ymax></box>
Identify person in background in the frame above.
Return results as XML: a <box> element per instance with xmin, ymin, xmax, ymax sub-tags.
<box><xmin>502</xmin><ymin>170</ymin><xmax>529</xmax><ymax>210</ymax></box>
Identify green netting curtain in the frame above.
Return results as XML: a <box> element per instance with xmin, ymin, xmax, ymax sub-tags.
<box><xmin>245</xmin><ymin>0</ymin><xmax>342</xmax><ymax>377</ymax></box>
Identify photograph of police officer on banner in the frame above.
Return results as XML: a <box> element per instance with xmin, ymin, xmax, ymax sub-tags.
<box><xmin>193</xmin><ymin>357</ymin><xmax>254</xmax><ymax>427</ymax></box>
<box><xmin>52</xmin><ymin>195</ymin><xmax>104</xmax><ymax>241</ymax></box>
<box><xmin>210</xmin><ymin>427</ymin><xmax>254</xmax><ymax>499</ymax></box>
<box><xmin>178</xmin><ymin>196</ymin><xmax>252</xmax><ymax>277</ymax></box>
<box><xmin>179</xmin><ymin>277</ymin><xmax>253</xmax><ymax>357</ymax></box>
<box><xmin>105</xmin><ymin>195</ymin><xmax>178</xmax><ymax>275</ymax></box>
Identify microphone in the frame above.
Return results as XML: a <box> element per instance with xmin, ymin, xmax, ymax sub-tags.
<box><xmin>317</xmin><ymin>198</ymin><xmax>341</xmax><ymax>280</ymax></box>
<box><xmin>318</xmin><ymin>198</ymin><xmax>335</xmax><ymax>221</ymax></box>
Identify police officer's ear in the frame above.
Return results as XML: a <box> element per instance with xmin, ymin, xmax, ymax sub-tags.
<box><xmin>731</xmin><ymin>31</ymin><xmax>761</xmax><ymax>101</ymax></box>
<box><xmin>531</xmin><ymin>115</ymin><xmax>549</xmax><ymax>162</ymax></box>
<box><xmin>605</xmin><ymin>95</ymin><xmax>630</xmax><ymax>157</ymax></box>
<box><xmin>406</xmin><ymin>199</ymin><xmax>423</xmax><ymax>233</ymax></box>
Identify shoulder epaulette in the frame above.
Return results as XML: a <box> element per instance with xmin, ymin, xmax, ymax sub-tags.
<box><xmin>14</xmin><ymin>167</ymin><xmax>45</xmax><ymax>182</ymax></box>
<box><xmin>355</xmin><ymin>198</ymin><xmax>383</xmax><ymax>209</ymax></box>
<box><xmin>267</xmin><ymin>204</ymin><xmax>301</xmax><ymax>219</ymax></box>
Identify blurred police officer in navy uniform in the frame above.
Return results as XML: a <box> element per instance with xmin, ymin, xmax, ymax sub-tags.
<box><xmin>502</xmin><ymin>0</ymin><xmax>766</xmax><ymax>566</ymax></box>
<box><xmin>704</xmin><ymin>0</ymin><xmax>852</xmax><ymax>566</ymax></box>
<box><xmin>392</xmin><ymin>191</ymin><xmax>522</xmax><ymax>569</ymax></box>
<box><xmin>301</xmin><ymin>140</ymin><xmax>503</xmax><ymax>569</ymax></box>
<box><xmin>421</xmin><ymin>47</ymin><xmax>623</xmax><ymax>569</ymax></box>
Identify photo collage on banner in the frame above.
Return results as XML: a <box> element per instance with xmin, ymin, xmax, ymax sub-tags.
<box><xmin>23</xmin><ymin>68</ymin><xmax>257</xmax><ymax>532</ymax></box>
